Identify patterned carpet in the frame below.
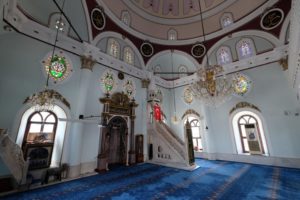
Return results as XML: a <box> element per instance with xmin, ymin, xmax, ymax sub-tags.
<box><xmin>1</xmin><ymin>159</ymin><xmax>300</xmax><ymax>200</ymax></box>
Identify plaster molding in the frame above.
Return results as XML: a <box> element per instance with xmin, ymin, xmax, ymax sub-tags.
<box><xmin>95</xmin><ymin>0</ymin><xmax>278</xmax><ymax>45</ymax></box>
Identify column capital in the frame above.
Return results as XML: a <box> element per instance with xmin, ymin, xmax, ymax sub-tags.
<box><xmin>81</xmin><ymin>56</ymin><xmax>96</xmax><ymax>71</ymax></box>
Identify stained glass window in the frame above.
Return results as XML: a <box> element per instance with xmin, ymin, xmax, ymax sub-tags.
<box><xmin>107</xmin><ymin>38</ymin><xmax>120</xmax><ymax>59</ymax></box>
<box><xmin>101</xmin><ymin>70</ymin><xmax>117</xmax><ymax>94</ymax></box>
<box><xmin>43</xmin><ymin>51</ymin><xmax>72</xmax><ymax>83</ymax></box>
<box><xmin>216</xmin><ymin>46</ymin><xmax>232</xmax><ymax>65</ymax></box>
<box><xmin>220</xmin><ymin>13</ymin><xmax>233</xmax><ymax>28</ymax></box>
<box><xmin>123</xmin><ymin>47</ymin><xmax>134</xmax><ymax>65</ymax></box>
<box><xmin>123</xmin><ymin>78</ymin><xmax>136</xmax><ymax>98</ymax></box>
<box><xmin>236</xmin><ymin>38</ymin><xmax>256</xmax><ymax>59</ymax></box>
<box><xmin>121</xmin><ymin>11</ymin><xmax>131</xmax><ymax>26</ymax></box>
<box><xmin>168</xmin><ymin>29</ymin><xmax>177</xmax><ymax>40</ymax></box>
<box><xmin>232</xmin><ymin>73</ymin><xmax>252</xmax><ymax>97</ymax></box>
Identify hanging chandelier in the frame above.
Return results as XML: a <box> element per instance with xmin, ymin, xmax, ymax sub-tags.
<box><xmin>27</xmin><ymin>2</ymin><xmax>67</xmax><ymax>112</ymax></box>
<box><xmin>189</xmin><ymin>1</ymin><xmax>233</xmax><ymax>107</ymax></box>
<box><xmin>190</xmin><ymin>65</ymin><xmax>233</xmax><ymax>107</ymax></box>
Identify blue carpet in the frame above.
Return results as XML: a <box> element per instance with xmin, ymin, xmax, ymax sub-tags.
<box><xmin>1</xmin><ymin>159</ymin><xmax>300</xmax><ymax>200</ymax></box>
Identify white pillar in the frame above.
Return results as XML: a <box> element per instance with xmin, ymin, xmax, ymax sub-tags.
<box><xmin>67</xmin><ymin>56</ymin><xmax>95</xmax><ymax>178</ymax></box>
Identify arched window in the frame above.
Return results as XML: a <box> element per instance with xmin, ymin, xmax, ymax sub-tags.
<box><xmin>121</xmin><ymin>11</ymin><xmax>131</xmax><ymax>26</ymax></box>
<box><xmin>220</xmin><ymin>13</ymin><xmax>233</xmax><ymax>28</ymax></box>
<box><xmin>123</xmin><ymin>47</ymin><xmax>134</xmax><ymax>65</ymax></box>
<box><xmin>22</xmin><ymin>111</ymin><xmax>58</xmax><ymax>170</ymax></box>
<box><xmin>168</xmin><ymin>28</ymin><xmax>177</xmax><ymax>40</ymax></box>
<box><xmin>154</xmin><ymin>65</ymin><xmax>161</xmax><ymax>74</ymax></box>
<box><xmin>216</xmin><ymin>46</ymin><xmax>232</xmax><ymax>65</ymax></box>
<box><xmin>107</xmin><ymin>38</ymin><xmax>120</xmax><ymax>59</ymax></box>
<box><xmin>178</xmin><ymin>65</ymin><xmax>187</xmax><ymax>78</ymax></box>
<box><xmin>232</xmin><ymin>110</ymin><xmax>269</xmax><ymax>155</ymax></box>
<box><xmin>236</xmin><ymin>38</ymin><xmax>256</xmax><ymax>60</ymax></box>
<box><xmin>185</xmin><ymin>117</ymin><xmax>203</xmax><ymax>152</ymax></box>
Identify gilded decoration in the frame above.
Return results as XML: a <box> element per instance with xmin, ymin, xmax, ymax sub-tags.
<box><xmin>279</xmin><ymin>57</ymin><xmax>288</xmax><ymax>71</ymax></box>
<box><xmin>24</xmin><ymin>89</ymin><xmax>71</xmax><ymax>109</ymax></box>
<box><xmin>99</xmin><ymin>92</ymin><xmax>138</xmax><ymax>117</ymax></box>
<box><xmin>181</xmin><ymin>109</ymin><xmax>201</xmax><ymax>120</ymax></box>
<box><xmin>183</xmin><ymin>87</ymin><xmax>193</xmax><ymax>104</ymax></box>
<box><xmin>81</xmin><ymin>56</ymin><xmax>96</xmax><ymax>71</ymax></box>
<box><xmin>229</xmin><ymin>102</ymin><xmax>261</xmax><ymax>115</ymax></box>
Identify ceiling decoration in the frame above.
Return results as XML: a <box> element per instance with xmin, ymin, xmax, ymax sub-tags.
<box><xmin>91</xmin><ymin>7</ymin><xmax>106</xmax><ymax>30</ymax></box>
<box><xmin>260</xmin><ymin>8</ymin><xmax>284</xmax><ymax>30</ymax></box>
<box><xmin>140</xmin><ymin>42</ymin><xmax>154</xmax><ymax>57</ymax></box>
<box><xmin>191</xmin><ymin>43</ymin><xmax>206</xmax><ymax>58</ymax></box>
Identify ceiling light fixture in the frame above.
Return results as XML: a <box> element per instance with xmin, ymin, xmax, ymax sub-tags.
<box><xmin>189</xmin><ymin>1</ymin><xmax>233</xmax><ymax>107</ymax></box>
<box><xmin>27</xmin><ymin>0</ymin><xmax>66</xmax><ymax>112</ymax></box>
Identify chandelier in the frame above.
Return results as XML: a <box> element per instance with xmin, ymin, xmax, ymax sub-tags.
<box><xmin>190</xmin><ymin>65</ymin><xmax>233</xmax><ymax>107</ymax></box>
<box><xmin>189</xmin><ymin>1</ymin><xmax>233</xmax><ymax>107</ymax></box>
<box><xmin>28</xmin><ymin>3</ymin><xmax>66</xmax><ymax>112</ymax></box>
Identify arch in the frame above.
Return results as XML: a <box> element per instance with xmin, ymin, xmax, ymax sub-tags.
<box><xmin>206</xmin><ymin>30</ymin><xmax>280</xmax><ymax>62</ymax></box>
<box><xmin>220</xmin><ymin>12</ymin><xmax>234</xmax><ymax>28</ymax></box>
<box><xmin>146</xmin><ymin>50</ymin><xmax>199</xmax><ymax>72</ymax></box>
<box><xmin>168</xmin><ymin>28</ymin><xmax>177</xmax><ymax>40</ymax></box>
<box><xmin>106</xmin><ymin>38</ymin><xmax>120</xmax><ymax>59</ymax></box>
<box><xmin>121</xmin><ymin>10</ymin><xmax>131</xmax><ymax>26</ymax></box>
<box><xmin>236</xmin><ymin>38</ymin><xmax>256</xmax><ymax>60</ymax></box>
<box><xmin>13</xmin><ymin>102</ymin><xmax>70</xmax><ymax>167</ymax></box>
<box><xmin>229</xmin><ymin>108</ymin><xmax>271</xmax><ymax>156</ymax></box>
<box><xmin>182</xmin><ymin>114</ymin><xmax>205</xmax><ymax>152</ymax></box>
<box><xmin>92</xmin><ymin>31</ymin><xmax>145</xmax><ymax>69</ymax></box>
<box><xmin>279</xmin><ymin>11</ymin><xmax>290</xmax><ymax>45</ymax></box>
<box><xmin>178</xmin><ymin>65</ymin><xmax>188</xmax><ymax>78</ymax></box>
<box><xmin>216</xmin><ymin>45</ymin><xmax>232</xmax><ymax>65</ymax></box>
<box><xmin>123</xmin><ymin>46</ymin><xmax>134</xmax><ymax>65</ymax></box>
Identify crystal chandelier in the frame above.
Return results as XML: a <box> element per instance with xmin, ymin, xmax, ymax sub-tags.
<box><xmin>190</xmin><ymin>1</ymin><xmax>233</xmax><ymax>107</ymax></box>
<box><xmin>190</xmin><ymin>65</ymin><xmax>233</xmax><ymax>107</ymax></box>
<box><xmin>28</xmin><ymin>7</ymin><xmax>65</xmax><ymax>112</ymax></box>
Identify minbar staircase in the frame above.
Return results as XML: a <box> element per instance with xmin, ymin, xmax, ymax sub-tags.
<box><xmin>147</xmin><ymin>120</ymin><xmax>198</xmax><ymax>171</ymax></box>
<box><xmin>0</xmin><ymin>129</ymin><xmax>28</xmax><ymax>186</ymax></box>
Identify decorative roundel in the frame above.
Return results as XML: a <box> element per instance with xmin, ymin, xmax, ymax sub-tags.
<box><xmin>260</xmin><ymin>8</ymin><xmax>284</xmax><ymax>30</ymax></box>
<box><xmin>91</xmin><ymin>8</ymin><xmax>106</xmax><ymax>30</ymax></box>
<box><xmin>232</xmin><ymin>73</ymin><xmax>252</xmax><ymax>97</ymax></box>
<box><xmin>183</xmin><ymin>87</ymin><xmax>193</xmax><ymax>104</ymax></box>
<box><xmin>191</xmin><ymin>43</ymin><xmax>206</xmax><ymax>58</ymax></box>
<box><xmin>140</xmin><ymin>42</ymin><xmax>154</xmax><ymax>57</ymax></box>
<box><xmin>42</xmin><ymin>51</ymin><xmax>73</xmax><ymax>84</ymax></box>
<box><xmin>118</xmin><ymin>71</ymin><xmax>124</xmax><ymax>80</ymax></box>
<box><xmin>100</xmin><ymin>69</ymin><xmax>118</xmax><ymax>94</ymax></box>
<box><xmin>123</xmin><ymin>78</ymin><xmax>136</xmax><ymax>98</ymax></box>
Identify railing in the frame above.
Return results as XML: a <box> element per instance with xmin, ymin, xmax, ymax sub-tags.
<box><xmin>153</xmin><ymin>121</ymin><xmax>187</xmax><ymax>161</ymax></box>
<box><xmin>0</xmin><ymin>129</ymin><xmax>28</xmax><ymax>185</ymax></box>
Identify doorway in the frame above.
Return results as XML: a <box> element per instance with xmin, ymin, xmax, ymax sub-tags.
<box><xmin>107</xmin><ymin>116</ymin><xmax>128</xmax><ymax>168</ymax></box>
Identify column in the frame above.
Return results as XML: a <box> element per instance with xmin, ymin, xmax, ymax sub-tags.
<box><xmin>67</xmin><ymin>56</ymin><xmax>95</xmax><ymax>178</ymax></box>
<box><xmin>128</xmin><ymin>98</ymin><xmax>138</xmax><ymax>165</ymax></box>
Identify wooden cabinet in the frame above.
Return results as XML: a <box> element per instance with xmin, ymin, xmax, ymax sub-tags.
<box><xmin>135</xmin><ymin>135</ymin><xmax>144</xmax><ymax>163</ymax></box>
